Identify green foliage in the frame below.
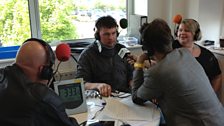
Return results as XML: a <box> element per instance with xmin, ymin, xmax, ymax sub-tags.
<box><xmin>0</xmin><ymin>0</ymin><xmax>30</xmax><ymax>46</ymax></box>
<box><xmin>39</xmin><ymin>0</ymin><xmax>78</xmax><ymax>42</ymax></box>
<box><xmin>0</xmin><ymin>0</ymin><xmax>126</xmax><ymax>46</ymax></box>
<box><xmin>0</xmin><ymin>0</ymin><xmax>78</xmax><ymax>46</ymax></box>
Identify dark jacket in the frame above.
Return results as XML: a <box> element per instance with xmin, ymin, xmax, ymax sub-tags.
<box><xmin>0</xmin><ymin>64</ymin><xmax>79</xmax><ymax>126</ymax></box>
<box><xmin>76</xmin><ymin>41</ymin><xmax>133</xmax><ymax>92</ymax></box>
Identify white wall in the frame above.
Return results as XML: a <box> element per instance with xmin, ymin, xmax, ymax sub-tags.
<box><xmin>219</xmin><ymin>1</ymin><xmax>224</xmax><ymax>38</ymax></box>
<box><xmin>147</xmin><ymin>0</ymin><xmax>169</xmax><ymax>21</ymax></box>
<box><xmin>146</xmin><ymin>0</ymin><xmax>224</xmax><ymax>45</ymax></box>
<box><xmin>198</xmin><ymin>0</ymin><xmax>224</xmax><ymax>44</ymax></box>
<box><xmin>186</xmin><ymin>0</ymin><xmax>199</xmax><ymax>19</ymax></box>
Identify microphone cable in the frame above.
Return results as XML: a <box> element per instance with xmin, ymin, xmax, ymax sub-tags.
<box><xmin>70</xmin><ymin>54</ymin><xmax>78</xmax><ymax>63</ymax></box>
<box><xmin>90</xmin><ymin>98</ymin><xmax>107</xmax><ymax>120</ymax></box>
<box><xmin>110</xmin><ymin>90</ymin><xmax>131</xmax><ymax>98</ymax></box>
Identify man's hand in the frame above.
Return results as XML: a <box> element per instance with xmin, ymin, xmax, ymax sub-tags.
<box><xmin>96</xmin><ymin>83</ymin><xmax>112</xmax><ymax>97</ymax></box>
<box><xmin>127</xmin><ymin>54</ymin><xmax>137</xmax><ymax>65</ymax></box>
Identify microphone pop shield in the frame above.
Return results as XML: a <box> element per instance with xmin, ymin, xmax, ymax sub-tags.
<box><xmin>55</xmin><ymin>43</ymin><xmax>71</xmax><ymax>62</ymax></box>
<box><xmin>119</xmin><ymin>18</ymin><xmax>128</xmax><ymax>29</ymax></box>
<box><xmin>173</xmin><ymin>14</ymin><xmax>182</xmax><ymax>24</ymax></box>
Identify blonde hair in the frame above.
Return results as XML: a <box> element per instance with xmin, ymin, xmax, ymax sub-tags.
<box><xmin>181</xmin><ymin>19</ymin><xmax>202</xmax><ymax>41</ymax></box>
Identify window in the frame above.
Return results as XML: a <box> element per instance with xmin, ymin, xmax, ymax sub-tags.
<box><xmin>0</xmin><ymin>0</ymin><xmax>127</xmax><ymax>47</ymax></box>
<box><xmin>0</xmin><ymin>0</ymin><xmax>31</xmax><ymax>46</ymax></box>
<box><xmin>134</xmin><ymin>0</ymin><xmax>147</xmax><ymax>16</ymax></box>
<box><xmin>39</xmin><ymin>0</ymin><xmax>126</xmax><ymax>42</ymax></box>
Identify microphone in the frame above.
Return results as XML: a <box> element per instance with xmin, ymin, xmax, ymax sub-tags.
<box><xmin>55</xmin><ymin>43</ymin><xmax>71</xmax><ymax>62</ymax></box>
<box><xmin>118</xmin><ymin>48</ymin><xmax>130</xmax><ymax>59</ymax></box>
<box><xmin>119</xmin><ymin>18</ymin><xmax>128</xmax><ymax>29</ymax></box>
<box><xmin>173</xmin><ymin>14</ymin><xmax>182</xmax><ymax>24</ymax></box>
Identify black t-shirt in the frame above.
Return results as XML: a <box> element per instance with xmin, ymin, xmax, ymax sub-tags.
<box><xmin>172</xmin><ymin>40</ymin><xmax>221</xmax><ymax>81</ymax></box>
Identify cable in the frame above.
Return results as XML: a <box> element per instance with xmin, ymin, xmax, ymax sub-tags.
<box><xmin>70</xmin><ymin>54</ymin><xmax>78</xmax><ymax>63</ymax></box>
<box><xmin>85</xmin><ymin>90</ymin><xmax>107</xmax><ymax>120</ymax></box>
<box><xmin>47</xmin><ymin>61</ymin><xmax>62</xmax><ymax>87</ymax></box>
<box><xmin>110</xmin><ymin>91</ymin><xmax>131</xmax><ymax>98</ymax></box>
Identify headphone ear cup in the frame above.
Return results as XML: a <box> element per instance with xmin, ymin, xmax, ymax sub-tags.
<box><xmin>117</xmin><ymin>30</ymin><xmax>119</xmax><ymax>37</ymax></box>
<box><xmin>40</xmin><ymin>66</ymin><xmax>53</xmax><ymax>80</ymax></box>
<box><xmin>191</xmin><ymin>19</ymin><xmax>202</xmax><ymax>41</ymax></box>
<box><xmin>94</xmin><ymin>31</ymin><xmax>100</xmax><ymax>40</ymax></box>
<box><xmin>194</xmin><ymin>28</ymin><xmax>201</xmax><ymax>41</ymax></box>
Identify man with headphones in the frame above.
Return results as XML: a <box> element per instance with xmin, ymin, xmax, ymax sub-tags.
<box><xmin>76</xmin><ymin>15</ymin><xmax>133</xmax><ymax>97</ymax></box>
<box><xmin>173</xmin><ymin>19</ymin><xmax>222</xmax><ymax>95</ymax></box>
<box><xmin>0</xmin><ymin>38</ymin><xmax>79</xmax><ymax>126</ymax></box>
<box><xmin>132</xmin><ymin>19</ymin><xmax>224</xmax><ymax>126</ymax></box>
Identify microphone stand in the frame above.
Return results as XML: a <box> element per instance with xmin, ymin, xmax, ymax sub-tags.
<box><xmin>48</xmin><ymin>54</ymin><xmax>78</xmax><ymax>89</ymax></box>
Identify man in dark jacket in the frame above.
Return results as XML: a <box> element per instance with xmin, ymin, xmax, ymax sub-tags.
<box><xmin>0</xmin><ymin>38</ymin><xmax>79</xmax><ymax>126</ymax></box>
<box><xmin>76</xmin><ymin>16</ymin><xmax>133</xmax><ymax>97</ymax></box>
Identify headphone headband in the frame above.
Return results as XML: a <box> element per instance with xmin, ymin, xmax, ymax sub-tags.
<box><xmin>94</xmin><ymin>16</ymin><xmax>119</xmax><ymax>40</ymax></box>
<box><xmin>23</xmin><ymin>38</ymin><xmax>55</xmax><ymax>67</ymax></box>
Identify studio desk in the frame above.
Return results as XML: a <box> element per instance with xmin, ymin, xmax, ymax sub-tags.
<box><xmin>70</xmin><ymin>92</ymin><xmax>161</xmax><ymax>126</ymax></box>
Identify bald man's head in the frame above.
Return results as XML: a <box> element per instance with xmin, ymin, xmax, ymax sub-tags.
<box><xmin>16</xmin><ymin>41</ymin><xmax>47</xmax><ymax>66</ymax></box>
<box><xmin>15</xmin><ymin>38</ymin><xmax>55</xmax><ymax>83</ymax></box>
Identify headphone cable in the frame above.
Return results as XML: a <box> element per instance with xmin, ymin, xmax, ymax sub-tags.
<box><xmin>47</xmin><ymin>61</ymin><xmax>62</xmax><ymax>87</ymax></box>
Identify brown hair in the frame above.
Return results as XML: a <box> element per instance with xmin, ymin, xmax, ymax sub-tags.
<box><xmin>140</xmin><ymin>18</ymin><xmax>173</xmax><ymax>54</ymax></box>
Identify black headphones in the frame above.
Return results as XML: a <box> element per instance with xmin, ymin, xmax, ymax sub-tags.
<box><xmin>94</xmin><ymin>16</ymin><xmax>119</xmax><ymax>41</ymax></box>
<box><xmin>140</xmin><ymin>25</ymin><xmax>155</xmax><ymax>57</ymax></box>
<box><xmin>23</xmin><ymin>38</ymin><xmax>55</xmax><ymax>80</ymax></box>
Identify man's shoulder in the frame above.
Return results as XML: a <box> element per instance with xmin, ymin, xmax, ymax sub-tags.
<box><xmin>0</xmin><ymin>68</ymin><xmax>7</xmax><ymax>92</ymax></box>
<box><xmin>0</xmin><ymin>68</ymin><xmax>5</xmax><ymax>82</ymax></box>
<box><xmin>173</xmin><ymin>48</ymin><xmax>192</xmax><ymax>57</ymax></box>
<box><xmin>28</xmin><ymin>83</ymin><xmax>63</xmax><ymax>107</ymax></box>
<box><xmin>28</xmin><ymin>83</ymin><xmax>79</xmax><ymax>126</ymax></box>
<box><xmin>0</xmin><ymin>65</ymin><xmax>18</xmax><ymax>91</ymax></box>
<box><xmin>80</xmin><ymin>42</ymin><xmax>97</xmax><ymax>54</ymax></box>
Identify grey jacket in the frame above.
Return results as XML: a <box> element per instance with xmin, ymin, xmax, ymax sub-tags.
<box><xmin>132</xmin><ymin>48</ymin><xmax>224</xmax><ymax>126</ymax></box>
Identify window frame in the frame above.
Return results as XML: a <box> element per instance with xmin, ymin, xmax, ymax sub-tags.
<box><xmin>29</xmin><ymin>0</ymin><xmax>132</xmax><ymax>40</ymax></box>
<box><xmin>0</xmin><ymin>0</ymin><xmax>134</xmax><ymax>60</ymax></box>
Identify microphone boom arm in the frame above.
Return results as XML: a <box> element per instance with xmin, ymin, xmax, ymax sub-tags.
<box><xmin>70</xmin><ymin>54</ymin><xmax>78</xmax><ymax>63</ymax></box>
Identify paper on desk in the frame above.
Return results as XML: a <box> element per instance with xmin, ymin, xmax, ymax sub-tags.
<box><xmin>97</xmin><ymin>96</ymin><xmax>160</xmax><ymax>121</ymax></box>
